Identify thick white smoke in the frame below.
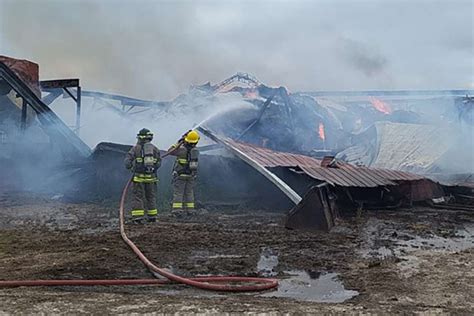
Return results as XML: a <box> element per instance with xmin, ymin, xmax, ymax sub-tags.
<box><xmin>0</xmin><ymin>0</ymin><xmax>472</xmax><ymax>101</ymax></box>
<box><xmin>49</xmin><ymin>90</ymin><xmax>256</xmax><ymax>148</ymax></box>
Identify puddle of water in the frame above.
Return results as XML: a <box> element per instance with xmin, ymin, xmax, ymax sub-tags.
<box><xmin>262</xmin><ymin>271</ymin><xmax>358</xmax><ymax>303</ymax></box>
<box><xmin>257</xmin><ymin>247</ymin><xmax>278</xmax><ymax>277</ymax></box>
<box><xmin>150</xmin><ymin>249</ymin><xmax>359</xmax><ymax>303</ymax></box>
<box><xmin>256</xmin><ymin>248</ymin><xmax>358</xmax><ymax>302</ymax></box>
<box><xmin>395</xmin><ymin>225</ymin><xmax>474</xmax><ymax>253</ymax></box>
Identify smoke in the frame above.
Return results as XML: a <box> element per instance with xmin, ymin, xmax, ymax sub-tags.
<box><xmin>0</xmin><ymin>117</ymin><xmax>71</xmax><ymax>194</ymax></box>
<box><xmin>49</xmin><ymin>90</ymin><xmax>255</xmax><ymax>148</ymax></box>
<box><xmin>0</xmin><ymin>0</ymin><xmax>472</xmax><ymax>195</ymax></box>
<box><xmin>338</xmin><ymin>38</ymin><xmax>389</xmax><ymax>77</ymax></box>
<box><xmin>0</xmin><ymin>0</ymin><xmax>472</xmax><ymax>100</ymax></box>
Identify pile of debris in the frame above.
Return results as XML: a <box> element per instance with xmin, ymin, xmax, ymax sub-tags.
<box><xmin>197</xmin><ymin>127</ymin><xmax>457</xmax><ymax>231</ymax></box>
<box><xmin>1</xmin><ymin>56</ymin><xmax>473</xmax><ymax>232</ymax></box>
<box><xmin>37</xmin><ymin>69</ymin><xmax>473</xmax><ymax>178</ymax></box>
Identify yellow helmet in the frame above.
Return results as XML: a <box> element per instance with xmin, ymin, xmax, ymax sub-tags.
<box><xmin>184</xmin><ymin>130</ymin><xmax>200</xmax><ymax>144</ymax></box>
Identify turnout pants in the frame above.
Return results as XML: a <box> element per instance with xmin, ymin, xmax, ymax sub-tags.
<box><xmin>172</xmin><ymin>175</ymin><xmax>195</xmax><ymax>210</ymax></box>
<box><xmin>131</xmin><ymin>181</ymin><xmax>158</xmax><ymax>219</ymax></box>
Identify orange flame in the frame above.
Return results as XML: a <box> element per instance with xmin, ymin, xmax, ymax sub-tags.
<box><xmin>318</xmin><ymin>122</ymin><xmax>325</xmax><ymax>141</ymax></box>
<box><xmin>369</xmin><ymin>97</ymin><xmax>392</xmax><ymax>114</ymax></box>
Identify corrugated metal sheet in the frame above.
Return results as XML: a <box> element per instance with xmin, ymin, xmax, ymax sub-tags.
<box><xmin>409</xmin><ymin>179</ymin><xmax>445</xmax><ymax>201</ymax></box>
<box><xmin>394</xmin><ymin>179</ymin><xmax>445</xmax><ymax>201</ymax></box>
<box><xmin>337</xmin><ymin>122</ymin><xmax>455</xmax><ymax>174</ymax></box>
<box><xmin>227</xmin><ymin>140</ymin><xmax>425</xmax><ymax>188</ymax></box>
<box><xmin>300</xmin><ymin>166</ymin><xmax>396</xmax><ymax>187</ymax></box>
<box><xmin>228</xmin><ymin>140</ymin><xmax>321</xmax><ymax>168</ymax></box>
<box><xmin>368</xmin><ymin>168</ymin><xmax>424</xmax><ymax>181</ymax></box>
<box><xmin>372</xmin><ymin>122</ymin><xmax>450</xmax><ymax>173</ymax></box>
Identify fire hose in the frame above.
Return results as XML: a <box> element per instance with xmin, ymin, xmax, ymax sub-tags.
<box><xmin>0</xmin><ymin>144</ymin><xmax>278</xmax><ymax>292</ymax></box>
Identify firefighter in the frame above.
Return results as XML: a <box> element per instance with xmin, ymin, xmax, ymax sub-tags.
<box><xmin>124</xmin><ymin>128</ymin><xmax>161</xmax><ymax>223</ymax></box>
<box><xmin>169</xmin><ymin>130</ymin><xmax>200</xmax><ymax>213</ymax></box>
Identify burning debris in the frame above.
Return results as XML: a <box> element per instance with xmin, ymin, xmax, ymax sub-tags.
<box><xmin>369</xmin><ymin>96</ymin><xmax>392</xmax><ymax>114</ymax></box>
<box><xmin>1</xmin><ymin>0</ymin><xmax>474</xmax><ymax>311</ymax></box>
<box><xmin>195</xmin><ymin>127</ymin><xmax>455</xmax><ymax>231</ymax></box>
<box><xmin>318</xmin><ymin>122</ymin><xmax>326</xmax><ymax>143</ymax></box>
<box><xmin>1</xmin><ymin>58</ymin><xmax>473</xmax><ymax>230</ymax></box>
<box><xmin>1</xmin><ymin>54</ymin><xmax>474</xmax><ymax>314</ymax></box>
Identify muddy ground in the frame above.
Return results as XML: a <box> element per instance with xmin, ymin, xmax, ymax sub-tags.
<box><xmin>0</xmin><ymin>191</ymin><xmax>473</xmax><ymax>314</ymax></box>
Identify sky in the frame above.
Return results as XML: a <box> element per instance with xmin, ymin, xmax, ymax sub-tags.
<box><xmin>0</xmin><ymin>0</ymin><xmax>473</xmax><ymax>100</ymax></box>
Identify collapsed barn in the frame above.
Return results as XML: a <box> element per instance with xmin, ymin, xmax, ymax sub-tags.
<box><xmin>1</xmin><ymin>56</ymin><xmax>473</xmax><ymax>231</ymax></box>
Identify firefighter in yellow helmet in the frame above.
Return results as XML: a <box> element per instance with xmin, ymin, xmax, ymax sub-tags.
<box><xmin>168</xmin><ymin>130</ymin><xmax>200</xmax><ymax>213</ymax></box>
<box><xmin>124</xmin><ymin>128</ymin><xmax>161</xmax><ymax>223</ymax></box>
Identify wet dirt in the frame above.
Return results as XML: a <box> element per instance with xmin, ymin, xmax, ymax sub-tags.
<box><xmin>0</xmin><ymin>191</ymin><xmax>473</xmax><ymax>314</ymax></box>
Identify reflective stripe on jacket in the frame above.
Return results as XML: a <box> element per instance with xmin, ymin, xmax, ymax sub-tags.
<box><xmin>169</xmin><ymin>143</ymin><xmax>199</xmax><ymax>176</ymax></box>
<box><xmin>133</xmin><ymin>173</ymin><xmax>158</xmax><ymax>183</ymax></box>
<box><xmin>124</xmin><ymin>141</ymin><xmax>161</xmax><ymax>181</ymax></box>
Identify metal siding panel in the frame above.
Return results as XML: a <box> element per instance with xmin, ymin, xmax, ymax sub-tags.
<box><xmin>251</xmin><ymin>147</ymin><xmax>274</xmax><ymax>166</ymax></box>
<box><xmin>228</xmin><ymin>139</ymin><xmax>425</xmax><ymax>188</ymax></box>
<box><xmin>400</xmin><ymin>171</ymin><xmax>423</xmax><ymax>180</ymax></box>
<box><xmin>356</xmin><ymin>168</ymin><xmax>395</xmax><ymax>186</ymax></box>
<box><xmin>387</xmin><ymin>170</ymin><xmax>404</xmax><ymax>180</ymax></box>
<box><xmin>320</xmin><ymin>169</ymin><xmax>344</xmax><ymax>186</ymax></box>
<box><xmin>301</xmin><ymin>167</ymin><xmax>335</xmax><ymax>185</ymax></box>
<box><xmin>292</xmin><ymin>155</ymin><xmax>313</xmax><ymax>167</ymax></box>
<box><xmin>277</xmin><ymin>153</ymin><xmax>295</xmax><ymax>166</ymax></box>
<box><xmin>379</xmin><ymin>169</ymin><xmax>397</xmax><ymax>180</ymax></box>
<box><xmin>387</xmin><ymin>170</ymin><xmax>410</xmax><ymax>180</ymax></box>
<box><xmin>338</xmin><ymin>169</ymin><xmax>371</xmax><ymax>187</ymax></box>
<box><xmin>348</xmin><ymin>168</ymin><xmax>380</xmax><ymax>187</ymax></box>
<box><xmin>266</xmin><ymin>152</ymin><xmax>286</xmax><ymax>167</ymax></box>
<box><xmin>319</xmin><ymin>168</ymin><xmax>353</xmax><ymax>187</ymax></box>
<box><xmin>354</xmin><ymin>168</ymin><xmax>382</xmax><ymax>186</ymax></box>
<box><xmin>372</xmin><ymin>168</ymin><xmax>395</xmax><ymax>181</ymax></box>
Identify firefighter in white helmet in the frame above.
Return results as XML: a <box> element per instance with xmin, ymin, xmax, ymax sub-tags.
<box><xmin>168</xmin><ymin>130</ymin><xmax>200</xmax><ymax>212</ymax></box>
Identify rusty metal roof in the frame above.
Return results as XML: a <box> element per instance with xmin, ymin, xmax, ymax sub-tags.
<box><xmin>299</xmin><ymin>166</ymin><xmax>396</xmax><ymax>187</ymax></box>
<box><xmin>226</xmin><ymin>139</ymin><xmax>425</xmax><ymax>188</ymax></box>
<box><xmin>228</xmin><ymin>140</ymin><xmax>322</xmax><ymax>168</ymax></box>
<box><xmin>299</xmin><ymin>166</ymin><xmax>424</xmax><ymax>187</ymax></box>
